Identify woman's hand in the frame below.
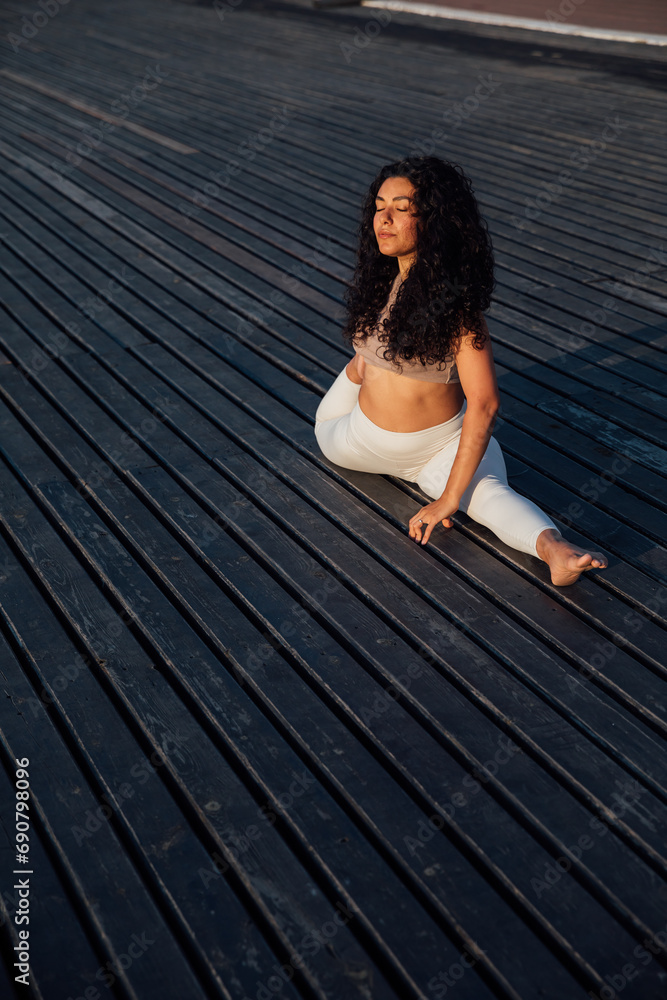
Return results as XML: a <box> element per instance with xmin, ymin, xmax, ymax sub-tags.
<box><xmin>408</xmin><ymin>495</ymin><xmax>459</xmax><ymax>546</ymax></box>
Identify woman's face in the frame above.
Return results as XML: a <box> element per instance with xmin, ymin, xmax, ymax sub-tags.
<box><xmin>373</xmin><ymin>175</ymin><xmax>419</xmax><ymax>268</ymax></box>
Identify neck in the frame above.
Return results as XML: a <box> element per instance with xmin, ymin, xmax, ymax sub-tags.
<box><xmin>397</xmin><ymin>252</ymin><xmax>416</xmax><ymax>279</ymax></box>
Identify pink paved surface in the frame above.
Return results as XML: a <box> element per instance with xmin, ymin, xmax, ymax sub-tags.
<box><xmin>395</xmin><ymin>0</ymin><xmax>667</xmax><ymax>34</ymax></box>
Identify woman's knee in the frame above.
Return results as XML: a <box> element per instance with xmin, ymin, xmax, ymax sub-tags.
<box><xmin>315</xmin><ymin>421</ymin><xmax>350</xmax><ymax>468</ymax></box>
<box><xmin>315</xmin><ymin>395</ymin><xmax>336</xmax><ymax>424</ymax></box>
<box><xmin>462</xmin><ymin>476</ymin><xmax>507</xmax><ymax>518</ymax></box>
<box><xmin>416</xmin><ymin>464</ymin><xmax>449</xmax><ymax>500</ymax></box>
<box><xmin>315</xmin><ymin>367</ymin><xmax>361</xmax><ymax>423</ymax></box>
<box><xmin>481</xmin><ymin>436</ymin><xmax>507</xmax><ymax>477</ymax></box>
<box><xmin>458</xmin><ymin>439</ymin><xmax>508</xmax><ymax>514</ymax></box>
<box><xmin>314</xmin><ymin>422</ymin><xmax>333</xmax><ymax>458</ymax></box>
<box><xmin>315</xmin><ymin>399</ymin><xmax>331</xmax><ymax>423</ymax></box>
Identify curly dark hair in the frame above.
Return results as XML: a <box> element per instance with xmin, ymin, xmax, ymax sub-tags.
<box><xmin>341</xmin><ymin>156</ymin><xmax>495</xmax><ymax>369</ymax></box>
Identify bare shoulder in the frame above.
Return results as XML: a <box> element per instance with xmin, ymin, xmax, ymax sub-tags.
<box><xmin>455</xmin><ymin>312</ymin><xmax>492</xmax><ymax>354</ymax></box>
<box><xmin>477</xmin><ymin>312</ymin><xmax>491</xmax><ymax>339</ymax></box>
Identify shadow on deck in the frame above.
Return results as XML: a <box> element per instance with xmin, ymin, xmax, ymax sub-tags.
<box><xmin>0</xmin><ymin>1</ymin><xmax>666</xmax><ymax>997</ymax></box>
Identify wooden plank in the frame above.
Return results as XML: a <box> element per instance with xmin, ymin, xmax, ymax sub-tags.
<box><xmin>1</xmin><ymin>0</ymin><xmax>667</xmax><ymax>996</ymax></box>
<box><xmin>2</xmin><ymin>73</ymin><xmax>664</xmax><ymax>356</ymax></box>
<box><xmin>0</xmin><ymin>557</ymin><xmax>213</xmax><ymax>998</ymax></box>
<box><xmin>2</xmin><ymin>266</ymin><xmax>666</xmax><ymax>735</ymax></box>
<box><xmin>2</xmin><ymin>94</ymin><xmax>664</xmax><ymax>418</ymax></box>
<box><xmin>0</xmin><ymin>70</ymin><xmax>199</xmax><ymax>154</ymax></box>
<box><xmin>0</xmin><ymin>348</ymin><xmax>656</xmax><ymax>996</ymax></box>
<box><xmin>2</xmin><ymin>147</ymin><xmax>664</xmax><ymax>544</ymax></box>
<box><xmin>0</xmin><ymin>391</ymin><xmax>515</xmax><ymax>999</ymax></box>
<box><xmin>2</xmin><ymin>35</ymin><xmax>664</xmax><ymax>278</ymax></box>
<box><xmin>0</xmin><ymin>404</ymin><xmax>402</xmax><ymax>1000</ymax></box>
<box><xmin>3</xmin><ymin>286</ymin><xmax>664</xmax><ymax>816</ymax></box>
<box><xmin>3</xmin><ymin>290</ymin><xmax>667</xmax><ymax>992</ymax></box>
<box><xmin>6</xmin><ymin>196</ymin><xmax>664</xmax><ymax>626</ymax></box>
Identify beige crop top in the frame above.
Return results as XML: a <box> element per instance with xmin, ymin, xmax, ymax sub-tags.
<box><xmin>352</xmin><ymin>272</ymin><xmax>460</xmax><ymax>384</ymax></box>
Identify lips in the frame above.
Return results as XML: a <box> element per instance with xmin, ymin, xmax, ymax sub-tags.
<box><xmin>378</xmin><ymin>232</ymin><xmax>394</xmax><ymax>237</ymax></box>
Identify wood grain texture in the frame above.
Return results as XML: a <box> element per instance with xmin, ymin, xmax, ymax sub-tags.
<box><xmin>0</xmin><ymin>0</ymin><xmax>666</xmax><ymax>997</ymax></box>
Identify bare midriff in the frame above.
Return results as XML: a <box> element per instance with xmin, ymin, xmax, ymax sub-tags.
<box><xmin>356</xmin><ymin>360</ymin><xmax>465</xmax><ymax>432</ymax></box>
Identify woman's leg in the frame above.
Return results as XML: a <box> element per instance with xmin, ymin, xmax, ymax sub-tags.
<box><xmin>315</xmin><ymin>365</ymin><xmax>362</xmax><ymax>425</ymax></box>
<box><xmin>416</xmin><ymin>434</ymin><xmax>558</xmax><ymax>557</ymax></box>
<box><xmin>314</xmin><ymin>366</ymin><xmax>394</xmax><ymax>473</ymax></box>
<box><xmin>315</xmin><ymin>364</ymin><xmax>465</xmax><ymax>476</ymax></box>
<box><xmin>416</xmin><ymin>434</ymin><xmax>607</xmax><ymax>583</ymax></box>
<box><xmin>316</xmin><ymin>377</ymin><xmax>606</xmax><ymax>584</ymax></box>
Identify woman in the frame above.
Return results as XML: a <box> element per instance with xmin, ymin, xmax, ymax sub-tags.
<box><xmin>314</xmin><ymin>156</ymin><xmax>607</xmax><ymax>586</ymax></box>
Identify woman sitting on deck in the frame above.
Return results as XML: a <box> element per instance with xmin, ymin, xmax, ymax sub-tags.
<box><xmin>314</xmin><ymin>156</ymin><xmax>607</xmax><ymax>586</ymax></box>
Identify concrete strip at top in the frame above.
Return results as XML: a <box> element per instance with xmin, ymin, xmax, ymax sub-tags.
<box><xmin>360</xmin><ymin>1</ymin><xmax>667</xmax><ymax>46</ymax></box>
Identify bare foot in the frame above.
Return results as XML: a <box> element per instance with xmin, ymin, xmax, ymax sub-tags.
<box><xmin>536</xmin><ymin>529</ymin><xmax>608</xmax><ymax>587</ymax></box>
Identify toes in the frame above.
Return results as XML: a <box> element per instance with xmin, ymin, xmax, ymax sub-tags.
<box><xmin>547</xmin><ymin>544</ymin><xmax>607</xmax><ymax>585</ymax></box>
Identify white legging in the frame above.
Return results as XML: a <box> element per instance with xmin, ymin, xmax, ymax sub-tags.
<box><xmin>314</xmin><ymin>367</ymin><xmax>558</xmax><ymax>557</ymax></box>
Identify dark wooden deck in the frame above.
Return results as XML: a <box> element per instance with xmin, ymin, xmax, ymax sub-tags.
<box><xmin>0</xmin><ymin>1</ymin><xmax>666</xmax><ymax>997</ymax></box>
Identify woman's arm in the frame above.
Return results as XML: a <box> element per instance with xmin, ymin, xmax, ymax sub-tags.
<box><xmin>346</xmin><ymin>353</ymin><xmax>365</xmax><ymax>385</ymax></box>
<box><xmin>409</xmin><ymin>316</ymin><xmax>500</xmax><ymax>545</ymax></box>
<box><xmin>440</xmin><ymin>315</ymin><xmax>499</xmax><ymax>502</ymax></box>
